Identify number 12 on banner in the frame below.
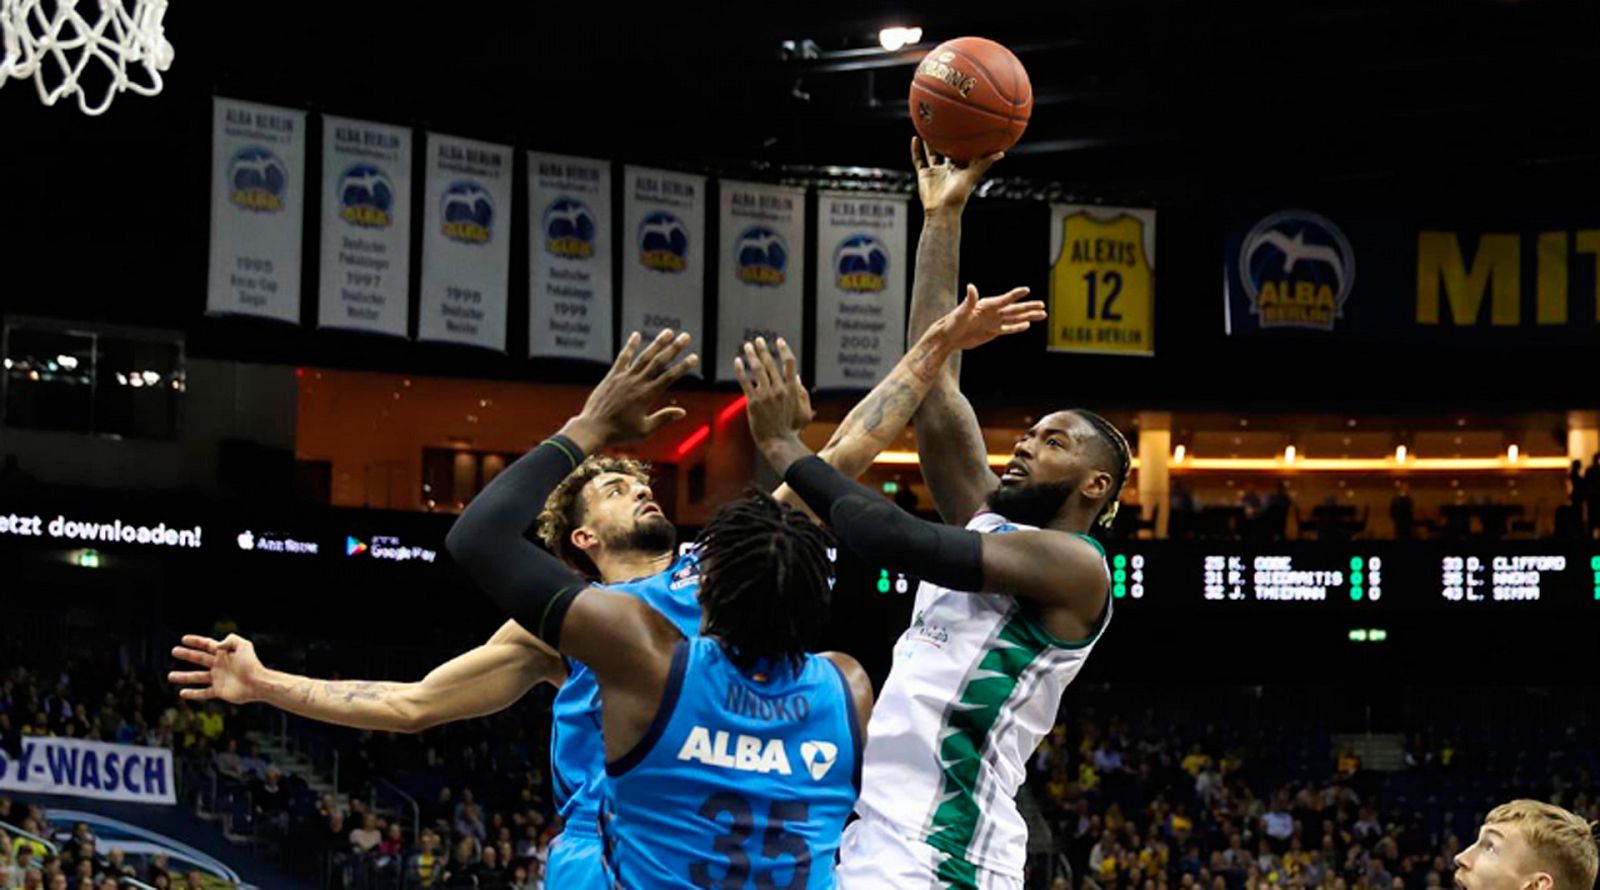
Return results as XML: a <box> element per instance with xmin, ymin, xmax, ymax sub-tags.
<box><xmin>1047</xmin><ymin>205</ymin><xmax>1156</xmax><ymax>356</ymax></box>
<box><xmin>1084</xmin><ymin>271</ymin><xmax>1124</xmax><ymax>320</ymax></box>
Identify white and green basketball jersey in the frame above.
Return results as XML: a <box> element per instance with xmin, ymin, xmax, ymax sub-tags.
<box><xmin>854</xmin><ymin>512</ymin><xmax>1111</xmax><ymax>879</ymax></box>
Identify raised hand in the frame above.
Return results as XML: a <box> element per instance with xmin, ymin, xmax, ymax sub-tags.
<box><xmin>939</xmin><ymin>284</ymin><xmax>1046</xmax><ymax>350</ymax></box>
<box><xmin>912</xmin><ymin>135</ymin><xmax>1004</xmax><ymax>215</ymax></box>
<box><xmin>575</xmin><ymin>329</ymin><xmax>700</xmax><ymax>447</ymax></box>
<box><xmin>733</xmin><ymin>337</ymin><xmax>811</xmax><ymax>449</ymax></box>
<box><xmin>169</xmin><ymin>634</ymin><xmax>265</xmax><ymax>704</ymax></box>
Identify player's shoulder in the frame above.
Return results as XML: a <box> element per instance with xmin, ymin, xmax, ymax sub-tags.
<box><xmin>816</xmin><ymin>651</ymin><xmax>874</xmax><ymax>730</ymax></box>
<box><xmin>816</xmin><ymin>651</ymin><xmax>869</xmax><ymax>690</ymax></box>
<box><xmin>967</xmin><ymin>510</ymin><xmax>1028</xmax><ymax>533</ymax></box>
<box><xmin>603</xmin><ymin>551</ymin><xmax>697</xmax><ymax>591</ymax></box>
<box><xmin>970</xmin><ymin>511</ymin><xmax>1107</xmax><ymax>556</ymax></box>
<box><xmin>973</xmin><ymin>513</ymin><xmax>1110</xmax><ymax>604</ymax></box>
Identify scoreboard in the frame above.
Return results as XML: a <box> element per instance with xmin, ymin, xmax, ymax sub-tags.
<box><xmin>2</xmin><ymin>490</ymin><xmax>1592</xmax><ymax>614</ymax></box>
<box><xmin>1099</xmin><ymin>542</ymin><xmax>1600</xmax><ymax>612</ymax></box>
<box><xmin>810</xmin><ymin>540</ymin><xmax>1599</xmax><ymax>613</ymax></box>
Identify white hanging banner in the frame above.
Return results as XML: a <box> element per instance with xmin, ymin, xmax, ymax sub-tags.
<box><xmin>621</xmin><ymin>166</ymin><xmax>705</xmax><ymax>372</ymax></box>
<box><xmin>0</xmin><ymin>737</ymin><xmax>177</xmax><ymax>805</ymax></box>
<box><xmin>528</xmin><ymin>152</ymin><xmax>613</xmax><ymax>362</ymax></box>
<box><xmin>715</xmin><ymin>181</ymin><xmax>807</xmax><ymax>382</ymax></box>
<box><xmin>207</xmin><ymin>98</ymin><xmax>307</xmax><ymax>323</ymax></box>
<box><xmin>813</xmin><ymin>192</ymin><xmax>910</xmax><ymax>390</ymax></box>
<box><xmin>318</xmin><ymin>116</ymin><xmax>412</xmax><ymax>337</ymax></box>
<box><xmin>417</xmin><ymin>133</ymin><xmax>512</xmax><ymax>351</ymax></box>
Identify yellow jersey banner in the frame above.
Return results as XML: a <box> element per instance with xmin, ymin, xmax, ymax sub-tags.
<box><xmin>1048</xmin><ymin>205</ymin><xmax>1156</xmax><ymax>356</ymax></box>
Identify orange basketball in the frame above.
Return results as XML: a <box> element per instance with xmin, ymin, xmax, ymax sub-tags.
<box><xmin>909</xmin><ymin>37</ymin><xmax>1033</xmax><ymax>163</ymax></box>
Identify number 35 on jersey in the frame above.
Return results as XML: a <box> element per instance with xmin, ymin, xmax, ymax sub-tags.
<box><xmin>1048</xmin><ymin>205</ymin><xmax>1156</xmax><ymax>356</ymax></box>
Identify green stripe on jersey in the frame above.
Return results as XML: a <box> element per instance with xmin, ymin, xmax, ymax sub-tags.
<box><xmin>935</xmin><ymin>852</ymin><xmax>980</xmax><ymax>889</ymax></box>
<box><xmin>924</xmin><ymin>610</ymin><xmax>1051</xmax><ymax>862</ymax></box>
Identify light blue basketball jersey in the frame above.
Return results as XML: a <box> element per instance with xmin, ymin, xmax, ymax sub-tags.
<box><xmin>549</xmin><ymin>553</ymin><xmax>703</xmax><ymax>835</ymax></box>
<box><xmin>601</xmin><ymin>637</ymin><xmax>862</xmax><ymax>889</ymax></box>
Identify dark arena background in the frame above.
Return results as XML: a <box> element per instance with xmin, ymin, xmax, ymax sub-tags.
<box><xmin>2</xmin><ymin>2</ymin><xmax>1598</xmax><ymax>889</ymax></box>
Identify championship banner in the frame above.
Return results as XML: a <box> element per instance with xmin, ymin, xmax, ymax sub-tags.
<box><xmin>0</xmin><ymin>737</ymin><xmax>177</xmax><ymax>805</ymax></box>
<box><xmin>528</xmin><ymin>152</ymin><xmax>613</xmax><ymax>362</ymax></box>
<box><xmin>621</xmin><ymin>166</ymin><xmax>706</xmax><ymax>371</ymax></box>
<box><xmin>318</xmin><ymin>116</ymin><xmax>412</xmax><ymax>337</ymax></box>
<box><xmin>813</xmin><ymin>191</ymin><xmax>909</xmax><ymax>390</ymax></box>
<box><xmin>1224</xmin><ymin>206</ymin><xmax>1600</xmax><ymax>343</ymax></box>
<box><xmin>418</xmin><ymin>133</ymin><xmax>512</xmax><ymax>351</ymax></box>
<box><xmin>715</xmin><ymin>181</ymin><xmax>806</xmax><ymax>382</ymax></box>
<box><xmin>1047</xmin><ymin>204</ymin><xmax>1156</xmax><ymax>356</ymax></box>
<box><xmin>207</xmin><ymin>98</ymin><xmax>307</xmax><ymax>324</ymax></box>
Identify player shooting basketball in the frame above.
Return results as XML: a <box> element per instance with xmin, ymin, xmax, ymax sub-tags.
<box><xmin>169</xmin><ymin>281</ymin><xmax>1045</xmax><ymax>888</ymax></box>
<box><xmin>735</xmin><ymin>138</ymin><xmax>1127</xmax><ymax>890</ymax></box>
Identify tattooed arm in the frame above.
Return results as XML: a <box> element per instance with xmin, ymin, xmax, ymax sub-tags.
<box><xmin>907</xmin><ymin>139</ymin><xmax>1007</xmax><ymax>524</ymax></box>
<box><xmin>770</xmin><ymin>284</ymin><xmax>1042</xmax><ymax>515</ymax></box>
<box><xmin>765</xmin><ymin>140</ymin><xmax>1024</xmax><ymax>517</ymax></box>
<box><xmin>168</xmin><ymin>622</ymin><xmax>566</xmax><ymax>734</ymax></box>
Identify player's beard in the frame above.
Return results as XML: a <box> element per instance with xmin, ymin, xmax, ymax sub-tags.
<box><xmin>986</xmin><ymin>479</ymin><xmax>1075</xmax><ymax>528</ymax></box>
<box><xmin>604</xmin><ymin>513</ymin><xmax>677</xmax><ymax>557</ymax></box>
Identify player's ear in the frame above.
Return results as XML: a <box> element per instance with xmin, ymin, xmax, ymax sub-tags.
<box><xmin>570</xmin><ymin>525</ymin><xmax>599</xmax><ymax>554</ymax></box>
<box><xmin>1084</xmin><ymin>470</ymin><xmax>1113</xmax><ymax>501</ymax></box>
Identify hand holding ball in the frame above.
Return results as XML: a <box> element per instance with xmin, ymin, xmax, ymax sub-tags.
<box><xmin>909</xmin><ymin>37</ymin><xmax>1032</xmax><ymax>164</ymax></box>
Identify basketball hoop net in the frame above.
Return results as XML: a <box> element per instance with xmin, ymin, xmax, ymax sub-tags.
<box><xmin>0</xmin><ymin>0</ymin><xmax>173</xmax><ymax>116</ymax></box>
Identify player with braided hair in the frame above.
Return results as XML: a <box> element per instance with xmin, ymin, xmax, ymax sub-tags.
<box><xmin>171</xmin><ymin>278</ymin><xmax>1045</xmax><ymax>890</ymax></box>
<box><xmin>693</xmin><ymin>492</ymin><xmax>837</xmax><ymax>673</ymax></box>
<box><xmin>731</xmin><ymin>139</ymin><xmax>1127</xmax><ymax>890</ymax></box>
<box><xmin>440</xmin><ymin>273</ymin><xmax>1042</xmax><ymax>888</ymax></box>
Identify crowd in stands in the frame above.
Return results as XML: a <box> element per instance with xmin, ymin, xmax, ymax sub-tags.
<box><xmin>278</xmin><ymin>775</ymin><xmax>558</xmax><ymax>888</ymax></box>
<box><xmin>1027</xmin><ymin>687</ymin><xmax>1600</xmax><ymax>890</ymax></box>
<box><xmin>306</xmin><ymin>687</ymin><xmax>562</xmax><ymax>889</ymax></box>
<box><xmin>195</xmin><ymin>664</ymin><xmax>563</xmax><ymax>888</ymax></box>
<box><xmin>0</xmin><ymin>795</ymin><xmax>215</xmax><ymax>889</ymax></box>
<box><xmin>0</xmin><ymin>655</ymin><xmax>564</xmax><ymax>889</ymax></box>
<box><xmin>7</xmin><ymin>652</ymin><xmax>1600</xmax><ymax>890</ymax></box>
<box><xmin>0</xmin><ymin>664</ymin><xmax>193</xmax><ymax>751</ymax></box>
<box><xmin>0</xmin><ymin>661</ymin><xmax>234</xmax><ymax>888</ymax></box>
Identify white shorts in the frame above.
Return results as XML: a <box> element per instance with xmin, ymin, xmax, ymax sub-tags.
<box><xmin>834</xmin><ymin>813</ymin><xmax>1023</xmax><ymax>890</ymax></box>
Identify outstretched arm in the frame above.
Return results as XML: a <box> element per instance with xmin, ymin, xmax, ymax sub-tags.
<box><xmin>737</xmin><ymin>341</ymin><xmax>1108</xmax><ymax>634</ymax></box>
<box><xmin>445</xmin><ymin>329</ymin><xmax>698</xmax><ymax>601</ymax></box>
<box><xmin>771</xmin><ymin>285</ymin><xmax>1042</xmax><ymax>510</ymax></box>
<box><xmin>445</xmin><ymin>330</ymin><xmax>699</xmax><ymax>758</ymax></box>
<box><xmin>906</xmin><ymin>137</ymin><xmax>1006</xmax><ymax>523</ymax></box>
<box><xmin>168</xmin><ymin>622</ymin><xmax>564</xmax><ymax>734</ymax></box>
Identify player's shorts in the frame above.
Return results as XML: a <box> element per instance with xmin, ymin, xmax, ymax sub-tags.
<box><xmin>546</xmin><ymin>825</ymin><xmax>607</xmax><ymax>890</ymax></box>
<box><xmin>835</xmin><ymin>811</ymin><xmax>1023</xmax><ymax>890</ymax></box>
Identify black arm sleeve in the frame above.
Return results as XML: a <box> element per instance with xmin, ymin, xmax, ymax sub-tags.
<box><xmin>444</xmin><ymin>435</ymin><xmax>589</xmax><ymax>647</ymax></box>
<box><xmin>782</xmin><ymin>455</ymin><xmax>984</xmax><ymax>592</ymax></box>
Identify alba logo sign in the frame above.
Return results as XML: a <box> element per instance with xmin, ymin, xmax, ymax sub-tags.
<box><xmin>676</xmin><ymin>727</ymin><xmax>791</xmax><ymax>776</ymax></box>
<box><xmin>675</xmin><ymin>728</ymin><xmax>841</xmax><ymax>782</ymax></box>
<box><xmin>800</xmin><ymin>741</ymin><xmax>838</xmax><ymax>782</ymax></box>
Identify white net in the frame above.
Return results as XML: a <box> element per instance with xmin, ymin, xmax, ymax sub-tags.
<box><xmin>0</xmin><ymin>0</ymin><xmax>173</xmax><ymax>115</ymax></box>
